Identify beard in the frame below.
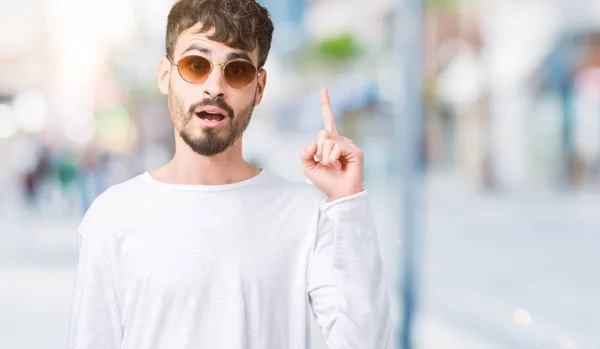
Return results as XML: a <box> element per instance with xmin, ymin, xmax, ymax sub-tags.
<box><xmin>168</xmin><ymin>90</ymin><xmax>255</xmax><ymax>156</ymax></box>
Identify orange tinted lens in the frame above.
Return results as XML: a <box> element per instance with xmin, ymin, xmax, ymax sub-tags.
<box><xmin>178</xmin><ymin>56</ymin><xmax>212</xmax><ymax>83</ymax></box>
<box><xmin>224</xmin><ymin>61</ymin><xmax>257</xmax><ymax>88</ymax></box>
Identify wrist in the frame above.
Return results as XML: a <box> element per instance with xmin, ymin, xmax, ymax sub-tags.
<box><xmin>327</xmin><ymin>187</ymin><xmax>364</xmax><ymax>202</ymax></box>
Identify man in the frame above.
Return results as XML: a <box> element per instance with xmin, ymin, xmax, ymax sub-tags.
<box><xmin>68</xmin><ymin>0</ymin><xmax>392</xmax><ymax>348</ymax></box>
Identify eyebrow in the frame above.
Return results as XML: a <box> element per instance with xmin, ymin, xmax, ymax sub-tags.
<box><xmin>180</xmin><ymin>44</ymin><xmax>254</xmax><ymax>66</ymax></box>
<box><xmin>180</xmin><ymin>44</ymin><xmax>211</xmax><ymax>57</ymax></box>
<box><xmin>226</xmin><ymin>52</ymin><xmax>253</xmax><ymax>65</ymax></box>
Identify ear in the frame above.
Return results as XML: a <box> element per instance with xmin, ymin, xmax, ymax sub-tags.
<box><xmin>254</xmin><ymin>69</ymin><xmax>267</xmax><ymax>106</ymax></box>
<box><xmin>158</xmin><ymin>57</ymin><xmax>172</xmax><ymax>95</ymax></box>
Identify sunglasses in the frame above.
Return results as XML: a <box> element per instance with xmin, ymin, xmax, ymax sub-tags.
<box><xmin>168</xmin><ymin>55</ymin><xmax>260</xmax><ymax>89</ymax></box>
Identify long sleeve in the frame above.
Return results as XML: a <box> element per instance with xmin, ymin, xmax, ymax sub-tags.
<box><xmin>308</xmin><ymin>191</ymin><xmax>393</xmax><ymax>349</ymax></box>
<box><xmin>69</xmin><ymin>229</ymin><xmax>122</xmax><ymax>348</ymax></box>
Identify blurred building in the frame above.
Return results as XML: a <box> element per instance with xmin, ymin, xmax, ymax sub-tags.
<box><xmin>2</xmin><ymin>1</ymin><xmax>600</xmax><ymax>349</ymax></box>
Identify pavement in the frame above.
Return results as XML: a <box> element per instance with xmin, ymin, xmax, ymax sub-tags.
<box><xmin>0</xmin><ymin>174</ymin><xmax>599</xmax><ymax>349</ymax></box>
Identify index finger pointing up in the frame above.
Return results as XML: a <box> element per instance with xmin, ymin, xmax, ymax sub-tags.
<box><xmin>321</xmin><ymin>88</ymin><xmax>339</xmax><ymax>135</ymax></box>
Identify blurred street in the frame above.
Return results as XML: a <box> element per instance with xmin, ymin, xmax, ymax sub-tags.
<box><xmin>3</xmin><ymin>0</ymin><xmax>600</xmax><ymax>347</ymax></box>
<box><xmin>418</xmin><ymin>175</ymin><xmax>600</xmax><ymax>349</ymax></box>
<box><xmin>2</xmin><ymin>173</ymin><xmax>599</xmax><ymax>349</ymax></box>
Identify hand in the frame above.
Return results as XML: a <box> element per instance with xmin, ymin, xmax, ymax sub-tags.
<box><xmin>300</xmin><ymin>88</ymin><xmax>364</xmax><ymax>201</ymax></box>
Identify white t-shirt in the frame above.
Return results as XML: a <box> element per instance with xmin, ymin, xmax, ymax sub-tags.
<box><xmin>69</xmin><ymin>169</ymin><xmax>392</xmax><ymax>349</ymax></box>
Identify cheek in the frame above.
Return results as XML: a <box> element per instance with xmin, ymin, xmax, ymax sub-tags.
<box><xmin>170</xmin><ymin>82</ymin><xmax>196</xmax><ymax>112</ymax></box>
<box><xmin>232</xmin><ymin>90</ymin><xmax>257</xmax><ymax>111</ymax></box>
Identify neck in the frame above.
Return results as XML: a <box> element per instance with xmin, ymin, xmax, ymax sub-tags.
<box><xmin>151</xmin><ymin>134</ymin><xmax>260</xmax><ymax>186</ymax></box>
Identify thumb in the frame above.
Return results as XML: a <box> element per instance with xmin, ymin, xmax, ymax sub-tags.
<box><xmin>299</xmin><ymin>142</ymin><xmax>318</xmax><ymax>169</ymax></box>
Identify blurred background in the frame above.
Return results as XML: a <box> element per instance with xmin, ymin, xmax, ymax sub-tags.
<box><xmin>1</xmin><ymin>0</ymin><xmax>599</xmax><ymax>348</ymax></box>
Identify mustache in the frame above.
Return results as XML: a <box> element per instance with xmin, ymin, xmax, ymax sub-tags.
<box><xmin>188</xmin><ymin>98</ymin><xmax>235</xmax><ymax>119</ymax></box>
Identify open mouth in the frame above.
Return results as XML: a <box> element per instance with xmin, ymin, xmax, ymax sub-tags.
<box><xmin>196</xmin><ymin>111</ymin><xmax>226</xmax><ymax>122</ymax></box>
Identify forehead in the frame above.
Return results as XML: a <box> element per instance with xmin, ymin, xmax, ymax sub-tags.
<box><xmin>175</xmin><ymin>23</ymin><xmax>259</xmax><ymax>62</ymax></box>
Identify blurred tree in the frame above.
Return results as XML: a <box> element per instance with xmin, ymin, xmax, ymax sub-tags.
<box><xmin>314</xmin><ymin>33</ymin><xmax>361</xmax><ymax>62</ymax></box>
<box><xmin>293</xmin><ymin>32</ymin><xmax>362</xmax><ymax>70</ymax></box>
<box><xmin>423</xmin><ymin>0</ymin><xmax>461</xmax><ymax>11</ymax></box>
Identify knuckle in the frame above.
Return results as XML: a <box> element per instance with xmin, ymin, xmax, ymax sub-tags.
<box><xmin>318</xmin><ymin>129</ymin><xmax>330</xmax><ymax>140</ymax></box>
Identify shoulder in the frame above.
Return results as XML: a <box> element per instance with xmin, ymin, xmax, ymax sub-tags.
<box><xmin>261</xmin><ymin>169</ymin><xmax>326</xmax><ymax>203</ymax></box>
<box><xmin>79</xmin><ymin>173</ymin><xmax>147</xmax><ymax>237</ymax></box>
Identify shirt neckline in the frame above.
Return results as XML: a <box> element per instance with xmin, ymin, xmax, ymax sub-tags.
<box><xmin>141</xmin><ymin>168</ymin><xmax>267</xmax><ymax>192</ymax></box>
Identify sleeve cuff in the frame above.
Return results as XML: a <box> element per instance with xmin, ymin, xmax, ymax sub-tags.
<box><xmin>320</xmin><ymin>190</ymin><xmax>371</xmax><ymax>221</ymax></box>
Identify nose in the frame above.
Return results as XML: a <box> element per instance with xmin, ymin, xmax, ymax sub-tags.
<box><xmin>202</xmin><ymin>63</ymin><xmax>226</xmax><ymax>99</ymax></box>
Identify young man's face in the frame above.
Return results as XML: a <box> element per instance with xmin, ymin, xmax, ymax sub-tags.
<box><xmin>158</xmin><ymin>23</ymin><xmax>267</xmax><ymax>156</ymax></box>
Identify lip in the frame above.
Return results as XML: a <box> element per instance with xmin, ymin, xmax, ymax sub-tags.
<box><xmin>196</xmin><ymin>116</ymin><xmax>228</xmax><ymax>128</ymax></box>
<box><xmin>194</xmin><ymin>106</ymin><xmax>229</xmax><ymax>118</ymax></box>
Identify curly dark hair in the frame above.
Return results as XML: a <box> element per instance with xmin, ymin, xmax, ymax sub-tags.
<box><xmin>166</xmin><ymin>0</ymin><xmax>274</xmax><ymax>69</ymax></box>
